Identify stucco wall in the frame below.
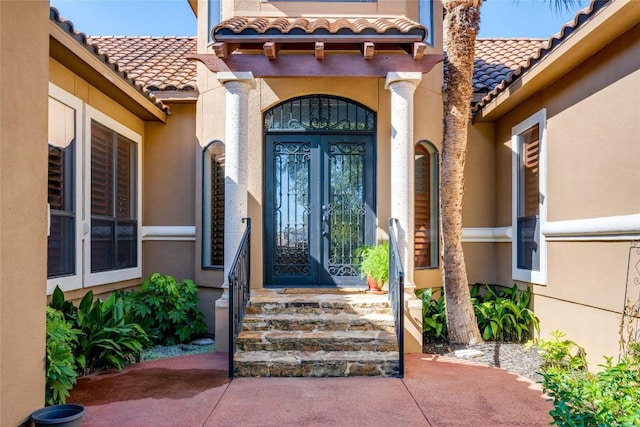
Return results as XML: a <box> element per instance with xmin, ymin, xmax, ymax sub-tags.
<box><xmin>142</xmin><ymin>102</ymin><xmax>198</xmax><ymax>290</ymax></box>
<box><xmin>0</xmin><ymin>1</ymin><xmax>49</xmax><ymax>424</ymax></box>
<box><xmin>488</xmin><ymin>23</ymin><xmax>640</xmax><ymax>363</ymax></box>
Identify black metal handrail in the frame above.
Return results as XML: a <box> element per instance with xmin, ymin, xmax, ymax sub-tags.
<box><xmin>228</xmin><ymin>218</ymin><xmax>251</xmax><ymax>378</ymax></box>
<box><xmin>388</xmin><ymin>218</ymin><xmax>405</xmax><ymax>378</ymax></box>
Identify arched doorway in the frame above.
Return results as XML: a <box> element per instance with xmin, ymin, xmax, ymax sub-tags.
<box><xmin>263</xmin><ymin>95</ymin><xmax>377</xmax><ymax>287</ymax></box>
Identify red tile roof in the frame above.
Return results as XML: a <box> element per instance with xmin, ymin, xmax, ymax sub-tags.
<box><xmin>473</xmin><ymin>0</ymin><xmax>609</xmax><ymax>113</ymax></box>
<box><xmin>50</xmin><ymin>7</ymin><xmax>170</xmax><ymax>113</ymax></box>
<box><xmin>473</xmin><ymin>38</ymin><xmax>548</xmax><ymax>94</ymax></box>
<box><xmin>213</xmin><ymin>16</ymin><xmax>426</xmax><ymax>41</ymax></box>
<box><xmin>86</xmin><ymin>36</ymin><xmax>197</xmax><ymax>92</ymax></box>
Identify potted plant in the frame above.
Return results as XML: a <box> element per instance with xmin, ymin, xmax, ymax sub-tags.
<box><xmin>358</xmin><ymin>241</ymin><xmax>389</xmax><ymax>294</ymax></box>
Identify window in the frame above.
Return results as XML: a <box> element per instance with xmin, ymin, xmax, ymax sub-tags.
<box><xmin>47</xmin><ymin>87</ymin><xmax>83</xmax><ymax>292</ymax></box>
<box><xmin>415</xmin><ymin>141</ymin><xmax>439</xmax><ymax>268</ymax></box>
<box><xmin>512</xmin><ymin>109</ymin><xmax>546</xmax><ymax>284</ymax></box>
<box><xmin>419</xmin><ymin>0</ymin><xmax>434</xmax><ymax>46</ymax></box>
<box><xmin>85</xmin><ymin>106</ymin><xmax>142</xmax><ymax>286</ymax></box>
<box><xmin>46</xmin><ymin>84</ymin><xmax>142</xmax><ymax>293</ymax></box>
<box><xmin>90</xmin><ymin>121</ymin><xmax>138</xmax><ymax>273</ymax></box>
<box><xmin>202</xmin><ymin>141</ymin><xmax>225</xmax><ymax>268</ymax></box>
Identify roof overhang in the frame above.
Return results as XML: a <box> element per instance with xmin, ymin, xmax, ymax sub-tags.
<box><xmin>49</xmin><ymin>20</ymin><xmax>168</xmax><ymax>123</ymax></box>
<box><xmin>189</xmin><ymin>16</ymin><xmax>443</xmax><ymax>77</ymax></box>
<box><xmin>188</xmin><ymin>0</ymin><xmax>197</xmax><ymax>17</ymax></box>
<box><xmin>474</xmin><ymin>0</ymin><xmax>640</xmax><ymax>123</ymax></box>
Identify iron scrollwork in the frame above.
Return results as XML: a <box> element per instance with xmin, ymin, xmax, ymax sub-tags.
<box><xmin>265</xmin><ymin>95</ymin><xmax>376</xmax><ymax>132</ymax></box>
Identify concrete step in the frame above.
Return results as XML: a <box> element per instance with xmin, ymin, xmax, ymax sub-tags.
<box><xmin>233</xmin><ymin>350</ymin><xmax>400</xmax><ymax>377</ymax></box>
<box><xmin>237</xmin><ymin>330</ymin><xmax>399</xmax><ymax>352</ymax></box>
<box><xmin>241</xmin><ymin>312</ymin><xmax>396</xmax><ymax>333</ymax></box>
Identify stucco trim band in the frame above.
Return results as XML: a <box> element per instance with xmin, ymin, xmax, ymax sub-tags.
<box><xmin>142</xmin><ymin>226</ymin><xmax>196</xmax><ymax>241</ymax></box>
<box><xmin>462</xmin><ymin>227</ymin><xmax>512</xmax><ymax>243</ymax></box>
<box><xmin>542</xmin><ymin>214</ymin><xmax>640</xmax><ymax>241</ymax></box>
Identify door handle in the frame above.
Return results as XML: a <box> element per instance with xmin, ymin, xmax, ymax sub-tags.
<box><xmin>321</xmin><ymin>205</ymin><xmax>329</xmax><ymax>236</ymax></box>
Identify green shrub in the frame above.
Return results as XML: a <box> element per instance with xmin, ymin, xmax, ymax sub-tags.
<box><xmin>416</xmin><ymin>288</ymin><xmax>447</xmax><ymax>343</ymax></box>
<box><xmin>122</xmin><ymin>273</ymin><xmax>208</xmax><ymax>346</ymax></box>
<box><xmin>471</xmin><ymin>283</ymin><xmax>540</xmax><ymax>342</ymax></box>
<box><xmin>530</xmin><ymin>331</ymin><xmax>640</xmax><ymax>426</ymax></box>
<box><xmin>45</xmin><ymin>307</ymin><xmax>82</xmax><ymax>405</ymax></box>
<box><xmin>417</xmin><ymin>283</ymin><xmax>540</xmax><ymax>344</ymax></box>
<box><xmin>50</xmin><ymin>286</ymin><xmax>150</xmax><ymax>374</ymax></box>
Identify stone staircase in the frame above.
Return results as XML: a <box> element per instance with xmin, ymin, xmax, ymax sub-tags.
<box><xmin>233</xmin><ymin>289</ymin><xmax>400</xmax><ymax>377</ymax></box>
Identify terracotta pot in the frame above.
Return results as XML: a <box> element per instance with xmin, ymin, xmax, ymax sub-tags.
<box><xmin>367</xmin><ymin>277</ymin><xmax>385</xmax><ymax>294</ymax></box>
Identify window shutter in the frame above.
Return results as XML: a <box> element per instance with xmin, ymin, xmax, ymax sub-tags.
<box><xmin>210</xmin><ymin>153</ymin><xmax>225</xmax><ymax>266</ymax></box>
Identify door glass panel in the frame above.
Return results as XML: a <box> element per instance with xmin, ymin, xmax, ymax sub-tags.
<box><xmin>327</xmin><ymin>142</ymin><xmax>365</xmax><ymax>278</ymax></box>
<box><xmin>273</xmin><ymin>142</ymin><xmax>311</xmax><ymax>276</ymax></box>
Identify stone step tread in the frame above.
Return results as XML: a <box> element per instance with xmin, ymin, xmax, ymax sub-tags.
<box><xmin>234</xmin><ymin>350</ymin><xmax>399</xmax><ymax>364</ymax></box>
<box><xmin>238</xmin><ymin>330</ymin><xmax>398</xmax><ymax>342</ymax></box>
<box><xmin>241</xmin><ymin>312</ymin><xmax>395</xmax><ymax>331</ymax></box>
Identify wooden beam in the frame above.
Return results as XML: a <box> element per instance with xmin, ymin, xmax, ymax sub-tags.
<box><xmin>263</xmin><ymin>42</ymin><xmax>278</xmax><ymax>60</ymax></box>
<box><xmin>212</xmin><ymin>42</ymin><xmax>228</xmax><ymax>59</ymax></box>
<box><xmin>413</xmin><ymin>42</ymin><xmax>427</xmax><ymax>60</ymax></box>
<box><xmin>315</xmin><ymin>41</ymin><xmax>324</xmax><ymax>60</ymax></box>
<box><xmin>363</xmin><ymin>42</ymin><xmax>375</xmax><ymax>60</ymax></box>
<box><xmin>186</xmin><ymin>53</ymin><xmax>445</xmax><ymax>78</ymax></box>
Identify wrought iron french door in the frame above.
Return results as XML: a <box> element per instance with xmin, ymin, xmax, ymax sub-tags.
<box><xmin>264</xmin><ymin>134</ymin><xmax>375</xmax><ymax>287</ymax></box>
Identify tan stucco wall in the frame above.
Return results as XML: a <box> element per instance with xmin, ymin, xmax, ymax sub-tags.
<box><xmin>143</xmin><ymin>102</ymin><xmax>197</xmax><ymax>226</ymax></box>
<box><xmin>0</xmin><ymin>1</ymin><xmax>49</xmax><ymax>424</ymax></box>
<box><xmin>485</xmin><ymin>23</ymin><xmax>640</xmax><ymax>362</ymax></box>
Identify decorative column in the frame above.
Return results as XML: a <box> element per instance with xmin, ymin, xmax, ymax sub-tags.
<box><xmin>385</xmin><ymin>72</ymin><xmax>423</xmax><ymax>354</ymax></box>
<box><xmin>215</xmin><ymin>72</ymin><xmax>255</xmax><ymax>352</ymax></box>
<box><xmin>385</xmin><ymin>72</ymin><xmax>422</xmax><ymax>288</ymax></box>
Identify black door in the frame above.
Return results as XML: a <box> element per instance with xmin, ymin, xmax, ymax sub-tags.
<box><xmin>264</xmin><ymin>134</ymin><xmax>376</xmax><ymax>287</ymax></box>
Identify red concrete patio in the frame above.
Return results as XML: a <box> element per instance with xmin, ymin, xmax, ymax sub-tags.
<box><xmin>69</xmin><ymin>352</ymin><xmax>552</xmax><ymax>426</ymax></box>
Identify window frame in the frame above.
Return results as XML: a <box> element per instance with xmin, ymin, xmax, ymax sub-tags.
<box><xmin>415</xmin><ymin>140</ymin><xmax>439</xmax><ymax>269</ymax></box>
<box><xmin>511</xmin><ymin>108</ymin><xmax>547</xmax><ymax>285</ymax></box>
<box><xmin>47</xmin><ymin>84</ymin><xmax>84</xmax><ymax>294</ymax></box>
<box><xmin>84</xmin><ymin>105</ymin><xmax>142</xmax><ymax>287</ymax></box>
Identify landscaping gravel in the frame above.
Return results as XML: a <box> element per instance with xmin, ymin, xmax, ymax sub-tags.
<box><xmin>140</xmin><ymin>340</ymin><xmax>215</xmax><ymax>361</ymax></box>
<box><xmin>424</xmin><ymin>341</ymin><xmax>544</xmax><ymax>383</ymax></box>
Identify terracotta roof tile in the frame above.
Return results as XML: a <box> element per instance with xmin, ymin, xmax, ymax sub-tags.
<box><xmin>213</xmin><ymin>16</ymin><xmax>426</xmax><ymax>41</ymax></box>
<box><xmin>87</xmin><ymin>36</ymin><xmax>197</xmax><ymax>92</ymax></box>
<box><xmin>473</xmin><ymin>0</ymin><xmax>610</xmax><ymax>113</ymax></box>
<box><xmin>49</xmin><ymin>7</ymin><xmax>170</xmax><ymax>113</ymax></box>
<box><xmin>472</xmin><ymin>38</ymin><xmax>548</xmax><ymax>93</ymax></box>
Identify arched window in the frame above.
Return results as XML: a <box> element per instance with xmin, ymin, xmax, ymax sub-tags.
<box><xmin>202</xmin><ymin>140</ymin><xmax>225</xmax><ymax>268</ymax></box>
<box><xmin>415</xmin><ymin>141</ymin><xmax>439</xmax><ymax>268</ymax></box>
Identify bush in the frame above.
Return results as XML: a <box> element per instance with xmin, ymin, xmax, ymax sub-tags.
<box><xmin>416</xmin><ymin>288</ymin><xmax>447</xmax><ymax>343</ymax></box>
<box><xmin>50</xmin><ymin>286</ymin><xmax>150</xmax><ymax>374</ymax></box>
<box><xmin>417</xmin><ymin>283</ymin><xmax>540</xmax><ymax>343</ymax></box>
<box><xmin>530</xmin><ymin>331</ymin><xmax>640</xmax><ymax>426</ymax></box>
<box><xmin>121</xmin><ymin>273</ymin><xmax>208</xmax><ymax>346</ymax></box>
<box><xmin>45</xmin><ymin>307</ymin><xmax>82</xmax><ymax>405</ymax></box>
<box><xmin>470</xmin><ymin>283</ymin><xmax>540</xmax><ymax>342</ymax></box>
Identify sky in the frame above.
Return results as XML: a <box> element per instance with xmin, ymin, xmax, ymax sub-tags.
<box><xmin>49</xmin><ymin>0</ymin><xmax>588</xmax><ymax>39</ymax></box>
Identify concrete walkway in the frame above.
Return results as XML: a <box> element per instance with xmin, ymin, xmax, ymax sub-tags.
<box><xmin>69</xmin><ymin>352</ymin><xmax>552</xmax><ymax>427</ymax></box>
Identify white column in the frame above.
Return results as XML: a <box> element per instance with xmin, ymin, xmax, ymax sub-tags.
<box><xmin>385</xmin><ymin>72</ymin><xmax>423</xmax><ymax>354</ymax></box>
<box><xmin>385</xmin><ymin>72</ymin><xmax>421</xmax><ymax>288</ymax></box>
<box><xmin>215</xmin><ymin>72</ymin><xmax>255</xmax><ymax>352</ymax></box>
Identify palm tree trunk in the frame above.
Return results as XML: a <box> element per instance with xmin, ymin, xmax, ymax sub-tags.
<box><xmin>441</xmin><ymin>0</ymin><xmax>483</xmax><ymax>344</ymax></box>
